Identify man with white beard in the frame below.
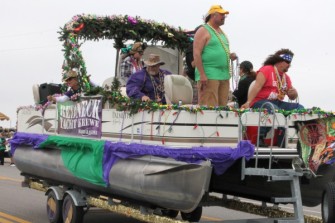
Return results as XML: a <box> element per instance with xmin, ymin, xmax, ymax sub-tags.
<box><xmin>126</xmin><ymin>54</ymin><xmax>172</xmax><ymax>104</ymax></box>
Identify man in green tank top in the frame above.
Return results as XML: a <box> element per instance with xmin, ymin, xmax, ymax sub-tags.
<box><xmin>193</xmin><ymin>5</ymin><xmax>237</xmax><ymax>106</ymax></box>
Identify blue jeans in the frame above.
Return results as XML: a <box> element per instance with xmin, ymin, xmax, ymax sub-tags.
<box><xmin>253</xmin><ymin>99</ymin><xmax>304</xmax><ymax>111</ymax></box>
<box><xmin>252</xmin><ymin>100</ymin><xmax>304</xmax><ymax>147</ymax></box>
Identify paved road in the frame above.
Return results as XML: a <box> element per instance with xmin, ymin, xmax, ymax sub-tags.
<box><xmin>0</xmin><ymin>158</ymin><xmax>322</xmax><ymax>223</ymax></box>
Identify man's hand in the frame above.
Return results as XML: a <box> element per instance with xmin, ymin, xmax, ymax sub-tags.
<box><xmin>199</xmin><ymin>75</ymin><xmax>208</xmax><ymax>91</ymax></box>
<box><xmin>287</xmin><ymin>87</ymin><xmax>298</xmax><ymax>100</ymax></box>
<box><xmin>230</xmin><ymin>52</ymin><xmax>238</xmax><ymax>61</ymax></box>
<box><xmin>47</xmin><ymin>95</ymin><xmax>55</xmax><ymax>103</ymax></box>
<box><xmin>141</xmin><ymin>95</ymin><xmax>151</xmax><ymax>102</ymax></box>
<box><xmin>241</xmin><ymin>101</ymin><xmax>250</xmax><ymax>109</ymax></box>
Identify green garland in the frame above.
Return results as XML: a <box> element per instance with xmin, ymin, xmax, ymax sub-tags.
<box><xmin>58</xmin><ymin>14</ymin><xmax>335</xmax><ymax>118</ymax></box>
<box><xmin>84</xmin><ymin>78</ymin><xmax>335</xmax><ymax>117</ymax></box>
<box><xmin>59</xmin><ymin>14</ymin><xmax>191</xmax><ymax>93</ymax></box>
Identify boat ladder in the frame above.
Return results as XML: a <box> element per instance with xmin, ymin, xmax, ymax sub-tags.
<box><xmin>242</xmin><ymin>167</ymin><xmax>304</xmax><ymax>223</ymax></box>
<box><xmin>240</xmin><ymin>102</ymin><xmax>305</xmax><ymax>223</ymax></box>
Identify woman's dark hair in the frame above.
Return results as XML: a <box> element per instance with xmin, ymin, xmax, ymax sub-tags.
<box><xmin>240</xmin><ymin>60</ymin><xmax>256</xmax><ymax>78</ymax></box>
<box><xmin>263</xmin><ymin>48</ymin><xmax>294</xmax><ymax>66</ymax></box>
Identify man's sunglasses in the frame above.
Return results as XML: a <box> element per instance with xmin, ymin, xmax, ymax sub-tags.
<box><xmin>66</xmin><ymin>77</ymin><xmax>75</xmax><ymax>82</ymax></box>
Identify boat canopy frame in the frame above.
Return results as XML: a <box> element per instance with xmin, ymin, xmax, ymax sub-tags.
<box><xmin>58</xmin><ymin>14</ymin><xmax>192</xmax><ymax>93</ymax></box>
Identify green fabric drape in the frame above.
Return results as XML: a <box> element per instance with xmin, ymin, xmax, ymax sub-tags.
<box><xmin>39</xmin><ymin>135</ymin><xmax>105</xmax><ymax>186</ymax></box>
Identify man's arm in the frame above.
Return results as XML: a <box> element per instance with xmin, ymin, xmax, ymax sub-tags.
<box><xmin>126</xmin><ymin>72</ymin><xmax>146</xmax><ymax>100</ymax></box>
<box><xmin>241</xmin><ymin>73</ymin><xmax>266</xmax><ymax>108</ymax></box>
<box><xmin>47</xmin><ymin>95</ymin><xmax>70</xmax><ymax>103</ymax></box>
<box><xmin>193</xmin><ymin>26</ymin><xmax>209</xmax><ymax>88</ymax></box>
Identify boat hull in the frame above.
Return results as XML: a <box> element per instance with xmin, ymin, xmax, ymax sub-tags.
<box><xmin>14</xmin><ymin>145</ymin><xmax>212</xmax><ymax>212</ymax></box>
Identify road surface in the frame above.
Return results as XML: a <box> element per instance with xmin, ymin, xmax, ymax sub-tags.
<box><xmin>0</xmin><ymin>158</ymin><xmax>322</xmax><ymax>223</ymax></box>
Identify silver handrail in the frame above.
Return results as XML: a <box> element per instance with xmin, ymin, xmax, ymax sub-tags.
<box><xmin>240</xmin><ymin>103</ymin><xmax>286</xmax><ymax>180</ymax></box>
<box><xmin>256</xmin><ymin>102</ymin><xmax>276</xmax><ymax>175</ymax></box>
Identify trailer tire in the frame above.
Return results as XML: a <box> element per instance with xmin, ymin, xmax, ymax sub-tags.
<box><xmin>46</xmin><ymin>191</ymin><xmax>63</xmax><ymax>223</ymax></box>
<box><xmin>161</xmin><ymin>209</ymin><xmax>179</xmax><ymax>218</ymax></box>
<box><xmin>322</xmin><ymin>182</ymin><xmax>335</xmax><ymax>223</ymax></box>
<box><xmin>62</xmin><ymin>195</ymin><xmax>84</xmax><ymax>223</ymax></box>
<box><xmin>181</xmin><ymin>206</ymin><xmax>202</xmax><ymax>222</ymax></box>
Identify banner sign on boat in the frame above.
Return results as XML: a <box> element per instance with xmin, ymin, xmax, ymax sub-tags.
<box><xmin>299</xmin><ymin>117</ymin><xmax>335</xmax><ymax>173</ymax></box>
<box><xmin>57</xmin><ymin>96</ymin><xmax>102</xmax><ymax>138</ymax></box>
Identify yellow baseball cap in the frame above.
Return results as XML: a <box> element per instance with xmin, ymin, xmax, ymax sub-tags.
<box><xmin>207</xmin><ymin>5</ymin><xmax>229</xmax><ymax>15</ymax></box>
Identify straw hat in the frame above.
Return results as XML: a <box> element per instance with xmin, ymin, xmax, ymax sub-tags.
<box><xmin>63</xmin><ymin>70</ymin><xmax>78</xmax><ymax>81</ymax></box>
<box><xmin>144</xmin><ymin>54</ymin><xmax>165</xmax><ymax>66</ymax></box>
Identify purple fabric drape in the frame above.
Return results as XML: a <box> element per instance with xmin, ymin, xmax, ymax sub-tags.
<box><xmin>103</xmin><ymin>140</ymin><xmax>254</xmax><ymax>184</ymax></box>
<box><xmin>10</xmin><ymin>132</ymin><xmax>255</xmax><ymax>187</ymax></box>
<box><xmin>10</xmin><ymin>132</ymin><xmax>49</xmax><ymax>155</ymax></box>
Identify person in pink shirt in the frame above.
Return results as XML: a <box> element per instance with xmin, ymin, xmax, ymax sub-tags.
<box><xmin>241</xmin><ymin>49</ymin><xmax>304</xmax><ymax>147</ymax></box>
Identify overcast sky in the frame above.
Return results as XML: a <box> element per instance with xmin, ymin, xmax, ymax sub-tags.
<box><xmin>1</xmin><ymin>0</ymin><xmax>335</xmax><ymax>128</ymax></box>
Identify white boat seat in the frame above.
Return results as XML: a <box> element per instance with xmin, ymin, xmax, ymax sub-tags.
<box><xmin>32</xmin><ymin>84</ymin><xmax>40</xmax><ymax>105</ymax></box>
<box><xmin>102</xmin><ymin>77</ymin><xmax>127</xmax><ymax>97</ymax></box>
<box><xmin>102</xmin><ymin>77</ymin><xmax>114</xmax><ymax>89</ymax></box>
<box><xmin>102</xmin><ymin>77</ymin><xmax>127</xmax><ymax>109</ymax></box>
<box><xmin>164</xmin><ymin>74</ymin><xmax>193</xmax><ymax>105</ymax></box>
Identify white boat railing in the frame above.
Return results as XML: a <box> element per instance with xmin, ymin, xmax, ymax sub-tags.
<box><xmin>239</xmin><ymin>102</ymin><xmax>289</xmax><ymax>180</ymax></box>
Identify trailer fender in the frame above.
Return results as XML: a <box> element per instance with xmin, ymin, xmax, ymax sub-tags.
<box><xmin>65</xmin><ymin>190</ymin><xmax>86</xmax><ymax>207</ymax></box>
<box><xmin>46</xmin><ymin>186</ymin><xmax>64</xmax><ymax>201</ymax></box>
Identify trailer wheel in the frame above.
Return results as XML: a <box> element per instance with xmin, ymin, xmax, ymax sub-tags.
<box><xmin>62</xmin><ymin>195</ymin><xmax>84</xmax><ymax>223</ymax></box>
<box><xmin>46</xmin><ymin>191</ymin><xmax>63</xmax><ymax>223</ymax></box>
<box><xmin>161</xmin><ymin>209</ymin><xmax>179</xmax><ymax>218</ymax></box>
<box><xmin>181</xmin><ymin>206</ymin><xmax>202</xmax><ymax>222</ymax></box>
<box><xmin>322</xmin><ymin>182</ymin><xmax>335</xmax><ymax>223</ymax></box>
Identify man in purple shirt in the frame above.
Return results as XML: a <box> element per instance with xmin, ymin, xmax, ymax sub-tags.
<box><xmin>126</xmin><ymin>54</ymin><xmax>172</xmax><ymax>104</ymax></box>
<box><xmin>47</xmin><ymin>70</ymin><xmax>82</xmax><ymax>102</ymax></box>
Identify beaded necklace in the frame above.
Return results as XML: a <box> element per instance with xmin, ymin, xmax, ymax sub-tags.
<box><xmin>274</xmin><ymin>66</ymin><xmax>287</xmax><ymax>100</ymax></box>
<box><xmin>149</xmin><ymin>71</ymin><xmax>165</xmax><ymax>102</ymax></box>
<box><xmin>206</xmin><ymin>23</ymin><xmax>231</xmax><ymax>76</ymax></box>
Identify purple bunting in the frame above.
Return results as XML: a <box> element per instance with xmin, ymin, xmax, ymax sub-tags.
<box><xmin>10</xmin><ymin>132</ymin><xmax>255</xmax><ymax>186</ymax></box>
<box><xmin>102</xmin><ymin>140</ymin><xmax>254</xmax><ymax>185</ymax></box>
<box><xmin>10</xmin><ymin>132</ymin><xmax>49</xmax><ymax>155</ymax></box>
